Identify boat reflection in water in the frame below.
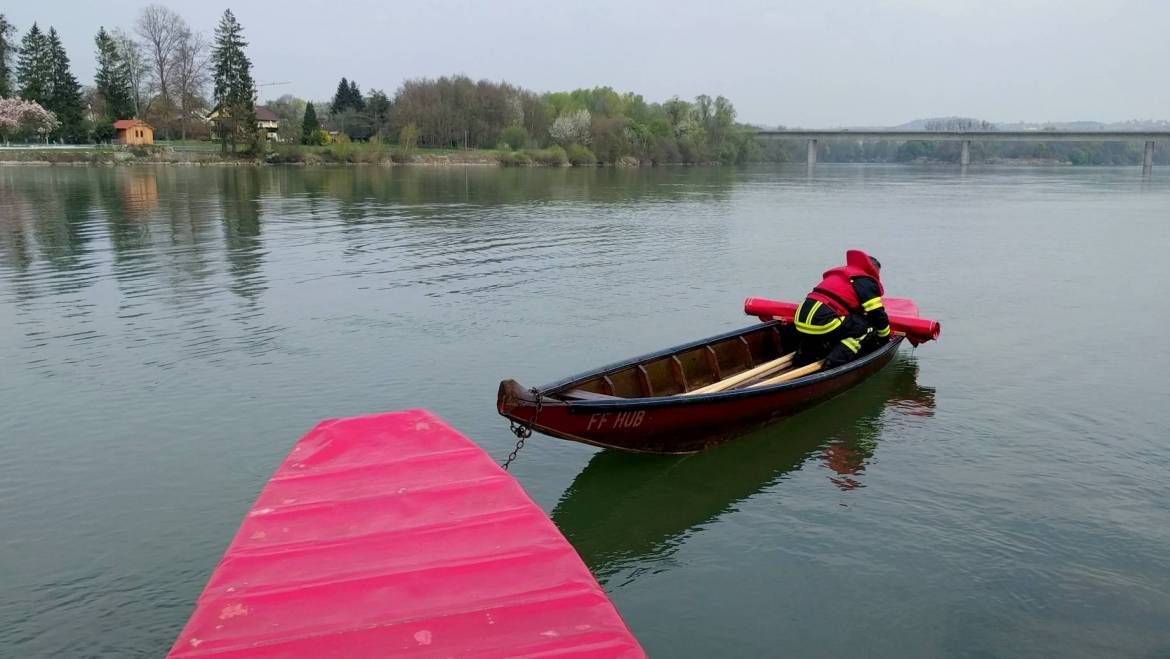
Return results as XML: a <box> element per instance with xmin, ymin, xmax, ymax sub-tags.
<box><xmin>550</xmin><ymin>357</ymin><xmax>935</xmax><ymax>584</ymax></box>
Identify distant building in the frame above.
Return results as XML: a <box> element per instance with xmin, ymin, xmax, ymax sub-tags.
<box><xmin>206</xmin><ymin>105</ymin><xmax>282</xmax><ymax>142</ymax></box>
<box><xmin>114</xmin><ymin>119</ymin><xmax>154</xmax><ymax>145</ymax></box>
<box><xmin>255</xmin><ymin>106</ymin><xmax>280</xmax><ymax>141</ymax></box>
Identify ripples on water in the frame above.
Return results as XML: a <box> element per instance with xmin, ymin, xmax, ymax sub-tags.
<box><xmin>1</xmin><ymin>164</ymin><xmax>1169</xmax><ymax>657</ymax></box>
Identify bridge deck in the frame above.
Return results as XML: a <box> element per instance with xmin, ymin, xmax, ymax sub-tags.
<box><xmin>757</xmin><ymin>130</ymin><xmax>1170</xmax><ymax>142</ymax></box>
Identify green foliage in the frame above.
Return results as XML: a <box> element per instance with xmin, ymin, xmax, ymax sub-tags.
<box><xmin>94</xmin><ymin>27</ymin><xmax>134</xmax><ymax>121</ymax></box>
<box><xmin>46</xmin><ymin>29</ymin><xmax>86</xmax><ymax>142</ymax></box>
<box><xmin>381</xmin><ymin>80</ymin><xmax>758</xmax><ymax>166</ymax></box>
<box><xmin>17</xmin><ymin>25</ymin><xmax>86</xmax><ymax>142</ymax></box>
<box><xmin>334</xmin><ymin>108</ymin><xmax>373</xmax><ymax>141</ymax></box>
<box><xmin>565</xmin><ymin>143</ymin><xmax>596</xmax><ymax>166</ymax></box>
<box><xmin>590</xmin><ymin>116</ymin><xmax>628</xmax><ymax>164</ymax></box>
<box><xmin>388</xmin><ymin>75</ymin><xmax>541</xmax><ymax>149</ymax></box>
<box><xmin>496</xmin><ymin>150</ymin><xmax>531</xmax><ymax>166</ymax></box>
<box><xmin>527</xmin><ymin>145</ymin><xmax>567</xmax><ymax>166</ymax></box>
<box><xmin>92</xmin><ymin>118</ymin><xmax>115</xmax><ymax>143</ymax></box>
<box><xmin>397</xmin><ymin>122</ymin><xmax>418</xmax><ymax>160</ymax></box>
<box><xmin>267</xmin><ymin>143</ymin><xmax>305</xmax><ymax>164</ymax></box>
<box><xmin>331</xmin><ymin>77</ymin><xmax>366</xmax><ymax>114</ymax></box>
<box><xmin>500</xmin><ymin>125</ymin><xmax>528</xmax><ymax>150</ymax></box>
<box><xmin>332</xmin><ymin>78</ymin><xmax>349</xmax><ymax>112</ymax></box>
<box><xmin>0</xmin><ymin>14</ymin><xmax>15</xmax><ymax>98</ymax></box>
<box><xmin>301</xmin><ymin>101</ymin><xmax>320</xmax><ymax>144</ymax></box>
<box><xmin>306</xmin><ymin>127</ymin><xmax>329</xmax><ymax>146</ymax></box>
<box><xmin>17</xmin><ymin>23</ymin><xmax>50</xmax><ymax>104</ymax></box>
<box><xmin>366</xmin><ymin>89</ymin><xmax>390</xmax><ymax>136</ymax></box>
<box><xmin>348</xmin><ymin>80</ymin><xmax>364</xmax><ymax>112</ymax></box>
<box><xmin>211</xmin><ymin>9</ymin><xmax>255</xmax><ymax>153</ymax></box>
<box><xmin>266</xmin><ymin>94</ymin><xmax>305</xmax><ymax>143</ymax></box>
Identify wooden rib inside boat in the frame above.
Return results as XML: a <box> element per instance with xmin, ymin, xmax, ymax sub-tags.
<box><xmin>560</xmin><ymin>322</ymin><xmax>793</xmax><ymax>399</ymax></box>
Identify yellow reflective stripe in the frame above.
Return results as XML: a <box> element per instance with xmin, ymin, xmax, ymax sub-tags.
<box><xmin>841</xmin><ymin>337</ymin><xmax>861</xmax><ymax>353</ymax></box>
<box><xmin>862</xmin><ymin>297</ymin><xmax>884</xmax><ymax>312</ymax></box>
<box><xmin>795</xmin><ymin>317</ymin><xmax>842</xmax><ymax>335</ymax></box>
<box><xmin>805</xmin><ymin>301</ymin><xmax>822</xmax><ymax>324</ymax></box>
<box><xmin>795</xmin><ymin>300</ymin><xmax>844</xmax><ymax>335</ymax></box>
<box><xmin>877</xmin><ymin>325</ymin><xmax>891</xmax><ymax>337</ymax></box>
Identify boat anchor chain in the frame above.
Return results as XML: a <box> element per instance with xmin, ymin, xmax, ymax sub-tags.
<box><xmin>502</xmin><ymin>389</ymin><xmax>543</xmax><ymax>471</ymax></box>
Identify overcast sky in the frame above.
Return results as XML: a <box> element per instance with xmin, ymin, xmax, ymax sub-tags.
<box><xmin>5</xmin><ymin>0</ymin><xmax>1168</xmax><ymax>126</ymax></box>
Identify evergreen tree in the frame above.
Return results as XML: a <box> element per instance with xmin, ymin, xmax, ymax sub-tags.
<box><xmin>332</xmin><ymin>77</ymin><xmax>350</xmax><ymax>113</ymax></box>
<box><xmin>301</xmin><ymin>101</ymin><xmax>319</xmax><ymax>144</ymax></box>
<box><xmin>16</xmin><ymin>23</ymin><xmax>51</xmax><ymax>105</ymax></box>
<box><xmin>0</xmin><ymin>14</ymin><xmax>15</xmax><ymax>98</ymax></box>
<box><xmin>211</xmin><ymin>9</ymin><xmax>255</xmax><ymax>153</ymax></box>
<box><xmin>45</xmin><ymin>28</ymin><xmax>85</xmax><ymax>142</ymax></box>
<box><xmin>348</xmin><ymin>80</ymin><xmax>364</xmax><ymax>112</ymax></box>
<box><xmin>95</xmin><ymin>27</ymin><xmax>134</xmax><ymax>120</ymax></box>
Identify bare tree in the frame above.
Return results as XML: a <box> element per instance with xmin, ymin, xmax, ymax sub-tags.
<box><xmin>111</xmin><ymin>28</ymin><xmax>149</xmax><ymax>118</ymax></box>
<box><xmin>170</xmin><ymin>28</ymin><xmax>209</xmax><ymax>140</ymax></box>
<box><xmin>136</xmin><ymin>4</ymin><xmax>185</xmax><ymax>136</ymax></box>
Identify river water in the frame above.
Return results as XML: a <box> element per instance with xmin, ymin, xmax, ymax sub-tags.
<box><xmin>1</xmin><ymin>164</ymin><xmax>1168</xmax><ymax>657</ymax></box>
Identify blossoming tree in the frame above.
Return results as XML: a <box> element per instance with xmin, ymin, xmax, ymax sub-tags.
<box><xmin>0</xmin><ymin>98</ymin><xmax>60</xmax><ymax>144</ymax></box>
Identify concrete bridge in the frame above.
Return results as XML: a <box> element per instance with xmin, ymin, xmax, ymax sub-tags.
<box><xmin>756</xmin><ymin>130</ymin><xmax>1170</xmax><ymax>172</ymax></box>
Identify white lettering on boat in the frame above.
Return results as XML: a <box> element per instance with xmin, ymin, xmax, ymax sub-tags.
<box><xmin>588</xmin><ymin>410</ymin><xmax>645</xmax><ymax>431</ymax></box>
<box><xmin>586</xmin><ymin>413</ymin><xmax>609</xmax><ymax>431</ymax></box>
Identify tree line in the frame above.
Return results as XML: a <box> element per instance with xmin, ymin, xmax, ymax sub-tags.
<box><xmin>0</xmin><ymin>5</ymin><xmax>254</xmax><ymax>150</ymax></box>
<box><xmin>266</xmin><ymin>75</ymin><xmax>761</xmax><ymax>165</ymax></box>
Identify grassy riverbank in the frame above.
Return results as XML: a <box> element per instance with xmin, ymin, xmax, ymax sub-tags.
<box><xmin>0</xmin><ymin>143</ymin><xmax>612</xmax><ymax>167</ymax></box>
<box><xmin>2</xmin><ymin>142</ymin><xmax>1145</xmax><ymax>168</ymax></box>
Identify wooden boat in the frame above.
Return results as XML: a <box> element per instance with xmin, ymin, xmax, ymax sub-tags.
<box><xmin>497</xmin><ymin>318</ymin><xmax>906</xmax><ymax>454</ymax></box>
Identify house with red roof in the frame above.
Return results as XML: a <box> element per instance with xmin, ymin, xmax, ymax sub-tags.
<box><xmin>114</xmin><ymin>119</ymin><xmax>153</xmax><ymax>145</ymax></box>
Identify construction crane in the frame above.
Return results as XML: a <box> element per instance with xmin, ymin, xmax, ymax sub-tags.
<box><xmin>253</xmin><ymin>81</ymin><xmax>291</xmax><ymax>103</ymax></box>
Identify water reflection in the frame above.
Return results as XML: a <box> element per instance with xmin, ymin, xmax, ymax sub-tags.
<box><xmin>551</xmin><ymin>358</ymin><xmax>935</xmax><ymax>584</ymax></box>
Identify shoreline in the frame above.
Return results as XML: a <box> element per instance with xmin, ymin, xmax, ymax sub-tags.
<box><xmin>0</xmin><ymin>156</ymin><xmax>1085</xmax><ymax>167</ymax></box>
<box><xmin>0</xmin><ymin>147</ymin><xmax>1104</xmax><ymax>169</ymax></box>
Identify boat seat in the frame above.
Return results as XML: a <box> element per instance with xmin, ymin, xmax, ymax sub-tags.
<box><xmin>560</xmin><ymin>389</ymin><xmax>623</xmax><ymax>401</ymax></box>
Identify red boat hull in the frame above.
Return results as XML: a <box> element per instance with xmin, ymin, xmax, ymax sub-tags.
<box><xmin>498</xmin><ymin>335</ymin><xmax>904</xmax><ymax>454</ymax></box>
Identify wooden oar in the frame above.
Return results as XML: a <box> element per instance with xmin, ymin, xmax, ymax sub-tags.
<box><xmin>684</xmin><ymin>352</ymin><xmax>795</xmax><ymax>395</ymax></box>
<box><xmin>749</xmin><ymin>360</ymin><xmax>824</xmax><ymax>388</ymax></box>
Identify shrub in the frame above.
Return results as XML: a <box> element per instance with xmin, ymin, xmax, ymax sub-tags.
<box><xmin>497</xmin><ymin>150</ymin><xmax>532</xmax><ymax>166</ymax></box>
<box><xmin>500</xmin><ymin>126</ymin><xmax>528</xmax><ymax>150</ymax></box>
<box><xmin>268</xmin><ymin>144</ymin><xmax>306</xmax><ymax>164</ymax></box>
<box><xmin>566</xmin><ymin>143</ymin><xmax>596</xmax><ymax>166</ymax></box>
<box><xmin>591</xmin><ymin>116</ymin><xmax>629</xmax><ymax>164</ymax></box>
<box><xmin>527</xmin><ymin>145</ymin><xmax>568</xmax><ymax>166</ymax></box>
<box><xmin>650</xmin><ymin>138</ymin><xmax>681</xmax><ymax>164</ymax></box>
<box><xmin>92</xmin><ymin>120</ymin><xmax>115</xmax><ymax>144</ymax></box>
<box><xmin>305</xmin><ymin>128</ymin><xmax>330</xmax><ymax>146</ymax></box>
<box><xmin>398</xmin><ymin>123</ymin><xmax>418</xmax><ymax>159</ymax></box>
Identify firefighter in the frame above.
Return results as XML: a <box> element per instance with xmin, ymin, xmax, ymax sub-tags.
<box><xmin>793</xmin><ymin>250</ymin><xmax>892</xmax><ymax>369</ymax></box>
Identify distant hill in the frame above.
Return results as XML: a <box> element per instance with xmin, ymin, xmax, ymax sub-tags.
<box><xmin>895</xmin><ymin>117</ymin><xmax>1170</xmax><ymax>132</ymax></box>
<box><xmin>752</xmin><ymin>117</ymin><xmax>1170</xmax><ymax>132</ymax></box>
<box><xmin>892</xmin><ymin>117</ymin><xmax>985</xmax><ymax>130</ymax></box>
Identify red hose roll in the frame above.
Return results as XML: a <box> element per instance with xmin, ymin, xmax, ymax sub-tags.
<box><xmin>744</xmin><ymin>297</ymin><xmax>940</xmax><ymax>345</ymax></box>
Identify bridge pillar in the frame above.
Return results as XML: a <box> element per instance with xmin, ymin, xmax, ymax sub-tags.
<box><xmin>807</xmin><ymin>139</ymin><xmax>817</xmax><ymax>166</ymax></box>
<box><xmin>1144</xmin><ymin>140</ymin><xmax>1155</xmax><ymax>173</ymax></box>
<box><xmin>960</xmin><ymin>140</ymin><xmax>971</xmax><ymax>167</ymax></box>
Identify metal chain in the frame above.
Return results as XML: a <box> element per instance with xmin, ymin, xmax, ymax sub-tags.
<box><xmin>502</xmin><ymin>389</ymin><xmax>543</xmax><ymax>471</ymax></box>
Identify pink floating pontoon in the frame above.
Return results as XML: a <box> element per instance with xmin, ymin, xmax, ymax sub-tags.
<box><xmin>169</xmin><ymin>409</ymin><xmax>643</xmax><ymax>658</ymax></box>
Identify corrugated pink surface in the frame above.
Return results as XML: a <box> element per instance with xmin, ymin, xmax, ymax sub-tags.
<box><xmin>168</xmin><ymin>409</ymin><xmax>644</xmax><ymax>658</ymax></box>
